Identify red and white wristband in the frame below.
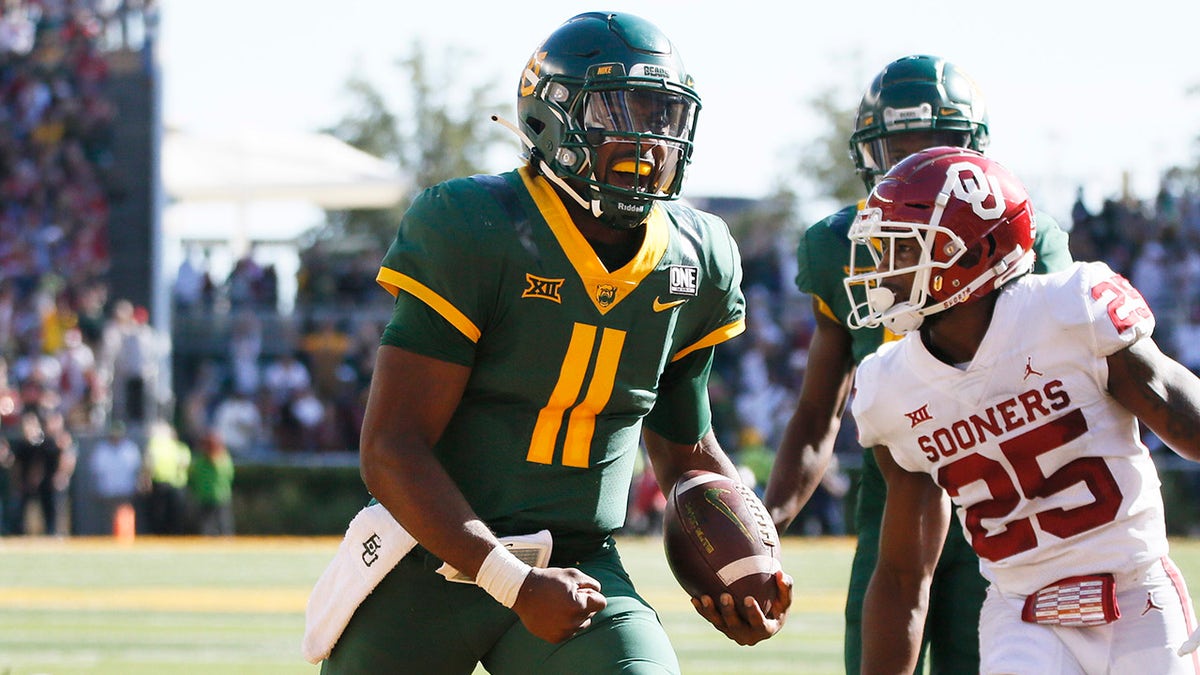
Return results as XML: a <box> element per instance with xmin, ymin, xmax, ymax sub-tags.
<box><xmin>476</xmin><ymin>545</ymin><xmax>533</xmax><ymax>608</ymax></box>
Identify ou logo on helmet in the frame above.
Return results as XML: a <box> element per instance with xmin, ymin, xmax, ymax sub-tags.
<box><xmin>943</xmin><ymin>160</ymin><xmax>1006</xmax><ymax>220</ymax></box>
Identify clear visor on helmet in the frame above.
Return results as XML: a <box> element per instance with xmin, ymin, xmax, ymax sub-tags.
<box><xmin>574</xmin><ymin>88</ymin><xmax>698</xmax><ymax>198</ymax></box>
<box><xmin>857</xmin><ymin>130</ymin><xmax>972</xmax><ymax>175</ymax></box>
<box><xmin>581</xmin><ymin>89</ymin><xmax>697</xmax><ymax>140</ymax></box>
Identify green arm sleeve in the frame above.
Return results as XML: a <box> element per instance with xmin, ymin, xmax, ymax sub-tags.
<box><xmin>642</xmin><ymin>347</ymin><xmax>715</xmax><ymax>445</ymax></box>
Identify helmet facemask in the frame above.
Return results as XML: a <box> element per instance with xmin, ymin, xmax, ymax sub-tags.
<box><xmin>844</xmin><ymin>206</ymin><xmax>967</xmax><ymax>334</ymax></box>
<box><xmin>843</xmin><ymin>149</ymin><xmax>1036</xmax><ymax>334</ymax></box>
<box><xmin>536</xmin><ymin>74</ymin><xmax>700</xmax><ymax>229</ymax></box>
<box><xmin>511</xmin><ymin>12</ymin><xmax>702</xmax><ymax>230</ymax></box>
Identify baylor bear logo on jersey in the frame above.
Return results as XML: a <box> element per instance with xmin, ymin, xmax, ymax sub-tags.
<box><xmin>596</xmin><ymin>284</ymin><xmax>617</xmax><ymax>307</ymax></box>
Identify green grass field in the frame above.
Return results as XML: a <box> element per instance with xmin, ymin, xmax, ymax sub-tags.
<box><xmin>2</xmin><ymin>536</ymin><xmax>1198</xmax><ymax>674</ymax></box>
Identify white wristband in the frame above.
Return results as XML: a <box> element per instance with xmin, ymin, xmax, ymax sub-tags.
<box><xmin>476</xmin><ymin>545</ymin><xmax>532</xmax><ymax>608</ymax></box>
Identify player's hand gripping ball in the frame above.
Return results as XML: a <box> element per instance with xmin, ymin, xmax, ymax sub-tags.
<box><xmin>663</xmin><ymin>470</ymin><xmax>781</xmax><ymax>613</ymax></box>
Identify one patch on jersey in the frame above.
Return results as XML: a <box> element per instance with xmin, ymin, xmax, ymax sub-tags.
<box><xmin>522</xmin><ymin>273</ymin><xmax>564</xmax><ymax>303</ymax></box>
<box><xmin>668</xmin><ymin>265</ymin><xmax>699</xmax><ymax>296</ymax></box>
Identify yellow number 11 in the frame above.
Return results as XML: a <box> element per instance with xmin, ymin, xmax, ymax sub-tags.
<box><xmin>526</xmin><ymin>323</ymin><xmax>626</xmax><ymax>468</ymax></box>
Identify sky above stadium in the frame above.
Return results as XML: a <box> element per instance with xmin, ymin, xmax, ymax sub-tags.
<box><xmin>158</xmin><ymin>0</ymin><xmax>1199</xmax><ymax>223</ymax></box>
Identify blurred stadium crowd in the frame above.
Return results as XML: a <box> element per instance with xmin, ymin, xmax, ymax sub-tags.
<box><xmin>1</xmin><ymin>1</ymin><xmax>1198</xmax><ymax>536</ymax></box>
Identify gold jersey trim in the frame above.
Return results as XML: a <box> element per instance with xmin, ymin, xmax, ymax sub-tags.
<box><xmin>376</xmin><ymin>267</ymin><xmax>482</xmax><ymax>343</ymax></box>
<box><xmin>518</xmin><ymin>166</ymin><xmax>668</xmax><ymax>315</ymax></box>
<box><xmin>815</xmin><ymin>295</ymin><xmax>841</xmax><ymax>324</ymax></box>
<box><xmin>671</xmin><ymin>318</ymin><xmax>746</xmax><ymax>363</ymax></box>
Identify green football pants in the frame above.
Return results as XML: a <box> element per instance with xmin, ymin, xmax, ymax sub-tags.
<box><xmin>844</xmin><ymin>450</ymin><xmax>988</xmax><ymax>675</ymax></box>
<box><xmin>322</xmin><ymin>539</ymin><xmax>680</xmax><ymax>674</ymax></box>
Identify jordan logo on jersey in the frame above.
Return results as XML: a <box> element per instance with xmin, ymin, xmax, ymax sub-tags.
<box><xmin>522</xmin><ymin>273</ymin><xmax>564</xmax><ymax>303</ymax></box>
<box><xmin>905</xmin><ymin>405</ymin><xmax>933</xmax><ymax>428</ymax></box>
<box><xmin>1142</xmin><ymin>592</ymin><xmax>1164</xmax><ymax>615</ymax></box>
<box><xmin>1023</xmin><ymin>356</ymin><xmax>1044</xmax><ymax>381</ymax></box>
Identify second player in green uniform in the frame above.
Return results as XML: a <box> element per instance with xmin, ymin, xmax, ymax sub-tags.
<box><xmin>765</xmin><ymin>54</ymin><xmax>1072</xmax><ymax>674</ymax></box>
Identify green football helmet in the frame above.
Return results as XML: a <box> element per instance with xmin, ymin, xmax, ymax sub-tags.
<box><xmin>849</xmin><ymin>55</ymin><xmax>989</xmax><ymax>191</ymax></box>
<box><xmin>515</xmin><ymin>12</ymin><xmax>701</xmax><ymax>229</ymax></box>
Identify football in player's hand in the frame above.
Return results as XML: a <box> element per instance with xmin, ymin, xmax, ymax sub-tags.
<box><xmin>663</xmin><ymin>469</ymin><xmax>781</xmax><ymax>612</ymax></box>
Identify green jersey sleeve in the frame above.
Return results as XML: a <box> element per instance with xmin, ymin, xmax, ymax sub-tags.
<box><xmin>672</xmin><ymin>206</ymin><xmax>746</xmax><ymax>360</ymax></box>
<box><xmin>1031</xmin><ymin>210</ymin><xmax>1072</xmax><ymax>273</ymax></box>
<box><xmin>643</xmin><ymin>204</ymin><xmax>745</xmax><ymax>444</ymax></box>
<box><xmin>642</xmin><ymin>347</ymin><xmax>716</xmax><ymax>445</ymax></box>
<box><xmin>376</xmin><ymin>177</ymin><xmax>513</xmax><ymax>366</ymax></box>
<box><xmin>795</xmin><ymin>204</ymin><xmax>858</xmax><ymax>304</ymax></box>
<box><xmin>795</xmin><ymin>203</ymin><xmax>891</xmax><ymax>363</ymax></box>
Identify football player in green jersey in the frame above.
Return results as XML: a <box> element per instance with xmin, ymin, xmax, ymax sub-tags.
<box><xmin>319</xmin><ymin>12</ymin><xmax>790</xmax><ymax>674</ymax></box>
<box><xmin>763</xmin><ymin>55</ymin><xmax>1072</xmax><ymax>674</ymax></box>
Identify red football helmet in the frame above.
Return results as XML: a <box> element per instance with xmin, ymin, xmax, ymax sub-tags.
<box><xmin>844</xmin><ymin>146</ymin><xmax>1036</xmax><ymax>333</ymax></box>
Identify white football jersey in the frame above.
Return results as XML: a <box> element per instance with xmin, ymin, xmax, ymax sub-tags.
<box><xmin>852</xmin><ymin>261</ymin><xmax>1166</xmax><ymax>596</ymax></box>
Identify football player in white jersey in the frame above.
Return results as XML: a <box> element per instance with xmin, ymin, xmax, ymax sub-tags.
<box><xmin>845</xmin><ymin>146</ymin><xmax>1200</xmax><ymax>674</ymax></box>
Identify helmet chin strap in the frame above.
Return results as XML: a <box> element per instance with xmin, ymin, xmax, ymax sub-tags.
<box><xmin>866</xmin><ymin>286</ymin><xmax>927</xmax><ymax>334</ymax></box>
<box><xmin>868</xmin><ymin>247</ymin><xmax>1034</xmax><ymax>334</ymax></box>
<box><xmin>884</xmin><ymin>310</ymin><xmax>926</xmax><ymax>334</ymax></box>
<box><xmin>494</xmin><ymin>114</ymin><xmax>647</xmax><ymax>228</ymax></box>
<box><xmin>539</xmin><ymin>160</ymin><xmax>600</xmax><ymax>216</ymax></box>
<box><xmin>492</xmin><ymin>114</ymin><xmax>608</xmax><ymax>218</ymax></box>
<box><xmin>916</xmin><ymin>247</ymin><xmax>1033</xmax><ymax>319</ymax></box>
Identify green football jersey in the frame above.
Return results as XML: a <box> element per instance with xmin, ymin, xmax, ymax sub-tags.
<box><xmin>375</xmin><ymin>166</ymin><xmax>745</xmax><ymax>543</ymax></box>
<box><xmin>796</xmin><ymin>201</ymin><xmax>1072</xmax><ymax>364</ymax></box>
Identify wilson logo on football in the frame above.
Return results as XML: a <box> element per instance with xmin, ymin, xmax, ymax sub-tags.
<box><xmin>664</xmin><ymin>470</ymin><xmax>782</xmax><ymax>613</ymax></box>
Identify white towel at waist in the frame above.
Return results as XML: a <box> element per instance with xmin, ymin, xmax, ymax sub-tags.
<box><xmin>301</xmin><ymin>502</ymin><xmax>415</xmax><ymax>664</ymax></box>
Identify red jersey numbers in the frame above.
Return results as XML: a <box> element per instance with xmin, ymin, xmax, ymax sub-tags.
<box><xmin>1091</xmin><ymin>274</ymin><xmax>1152</xmax><ymax>334</ymax></box>
<box><xmin>935</xmin><ymin>408</ymin><xmax>1123</xmax><ymax>562</ymax></box>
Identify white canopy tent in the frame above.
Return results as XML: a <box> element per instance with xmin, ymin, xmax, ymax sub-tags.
<box><xmin>160</xmin><ymin>129</ymin><xmax>408</xmax><ymax>313</ymax></box>
<box><xmin>163</xmin><ymin>129</ymin><xmax>408</xmax><ymax>211</ymax></box>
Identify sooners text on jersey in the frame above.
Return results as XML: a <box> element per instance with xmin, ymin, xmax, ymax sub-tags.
<box><xmin>851</xmin><ymin>261</ymin><xmax>1165</xmax><ymax>596</ymax></box>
